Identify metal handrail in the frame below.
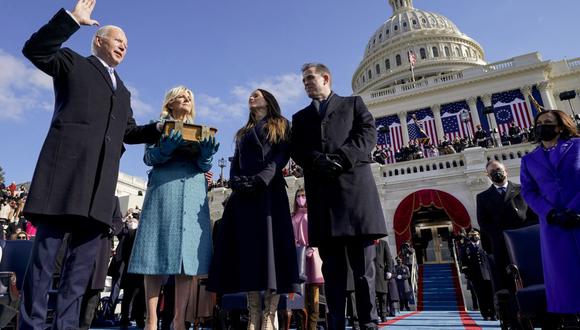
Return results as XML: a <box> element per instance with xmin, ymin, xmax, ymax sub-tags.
<box><xmin>451</xmin><ymin>240</ymin><xmax>468</xmax><ymax>311</ymax></box>
<box><xmin>410</xmin><ymin>252</ymin><xmax>419</xmax><ymax>308</ymax></box>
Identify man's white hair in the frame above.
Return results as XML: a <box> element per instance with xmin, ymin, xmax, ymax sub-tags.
<box><xmin>91</xmin><ymin>25</ymin><xmax>124</xmax><ymax>56</ymax></box>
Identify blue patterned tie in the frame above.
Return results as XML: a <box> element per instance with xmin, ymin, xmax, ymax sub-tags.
<box><xmin>498</xmin><ymin>187</ymin><xmax>506</xmax><ymax>196</ymax></box>
<box><xmin>107</xmin><ymin>67</ymin><xmax>117</xmax><ymax>90</ymax></box>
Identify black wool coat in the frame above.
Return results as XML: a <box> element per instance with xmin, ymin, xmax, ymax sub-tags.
<box><xmin>88</xmin><ymin>197</ymin><xmax>124</xmax><ymax>290</ymax></box>
<box><xmin>21</xmin><ymin>10</ymin><xmax>160</xmax><ymax>227</ymax></box>
<box><xmin>207</xmin><ymin>120</ymin><xmax>300</xmax><ymax>294</ymax></box>
<box><xmin>375</xmin><ymin>240</ymin><xmax>398</xmax><ymax>300</ymax></box>
<box><xmin>476</xmin><ymin>181</ymin><xmax>537</xmax><ymax>286</ymax></box>
<box><xmin>291</xmin><ymin>93</ymin><xmax>387</xmax><ymax>246</ymax></box>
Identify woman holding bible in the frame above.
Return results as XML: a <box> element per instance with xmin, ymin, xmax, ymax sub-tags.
<box><xmin>128</xmin><ymin>86</ymin><xmax>219</xmax><ymax>330</ymax></box>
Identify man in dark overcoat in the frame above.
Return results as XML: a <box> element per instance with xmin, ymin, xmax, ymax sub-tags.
<box><xmin>19</xmin><ymin>1</ymin><xmax>160</xmax><ymax>328</ymax></box>
<box><xmin>291</xmin><ymin>63</ymin><xmax>388</xmax><ymax>329</ymax></box>
<box><xmin>476</xmin><ymin>159</ymin><xmax>536</xmax><ymax>326</ymax></box>
<box><xmin>476</xmin><ymin>160</ymin><xmax>537</xmax><ymax>289</ymax></box>
<box><xmin>460</xmin><ymin>230</ymin><xmax>496</xmax><ymax>320</ymax></box>
<box><xmin>373</xmin><ymin>239</ymin><xmax>398</xmax><ymax>320</ymax></box>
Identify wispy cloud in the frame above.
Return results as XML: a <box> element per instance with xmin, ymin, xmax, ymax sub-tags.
<box><xmin>126</xmin><ymin>85</ymin><xmax>156</xmax><ymax>120</ymax></box>
<box><xmin>0</xmin><ymin>49</ymin><xmax>52</xmax><ymax>120</ymax></box>
<box><xmin>196</xmin><ymin>73</ymin><xmax>305</xmax><ymax>124</ymax></box>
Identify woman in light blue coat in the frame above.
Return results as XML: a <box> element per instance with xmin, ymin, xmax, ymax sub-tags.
<box><xmin>128</xmin><ymin>86</ymin><xmax>219</xmax><ymax>330</ymax></box>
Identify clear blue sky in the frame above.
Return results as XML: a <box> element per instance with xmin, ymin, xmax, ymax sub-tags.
<box><xmin>1</xmin><ymin>0</ymin><xmax>579</xmax><ymax>184</ymax></box>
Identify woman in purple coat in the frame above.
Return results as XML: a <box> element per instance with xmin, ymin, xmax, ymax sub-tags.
<box><xmin>520</xmin><ymin>110</ymin><xmax>580</xmax><ymax>315</ymax></box>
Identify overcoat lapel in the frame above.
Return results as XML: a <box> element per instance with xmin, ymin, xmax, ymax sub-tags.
<box><xmin>88</xmin><ymin>56</ymin><xmax>116</xmax><ymax>92</ymax></box>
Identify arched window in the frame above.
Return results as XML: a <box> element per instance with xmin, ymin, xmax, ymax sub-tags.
<box><xmin>368</xmin><ymin>70</ymin><xmax>372</xmax><ymax>80</ymax></box>
<box><xmin>455</xmin><ymin>47</ymin><xmax>461</xmax><ymax>57</ymax></box>
<box><xmin>375</xmin><ymin>64</ymin><xmax>381</xmax><ymax>75</ymax></box>
<box><xmin>394</xmin><ymin>25</ymin><xmax>398</xmax><ymax>31</ymax></box>
<box><xmin>466</xmin><ymin>48</ymin><xmax>471</xmax><ymax>57</ymax></box>
<box><xmin>399</xmin><ymin>0</ymin><xmax>403</xmax><ymax>6</ymax></box>
<box><xmin>444</xmin><ymin>46</ymin><xmax>450</xmax><ymax>57</ymax></box>
<box><xmin>396</xmin><ymin>54</ymin><xmax>402</xmax><ymax>66</ymax></box>
<box><xmin>385</xmin><ymin>59</ymin><xmax>391</xmax><ymax>70</ymax></box>
<box><xmin>386</xmin><ymin>28</ymin><xmax>390</xmax><ymax>35</ymax></box>
<box><xmin>412</xmin><ymin>19</ymin><xmax>417</xmax><ymax>25</ymax></box>
<box><xmin>379</xmin><ymin>33</ymin><xmax>382</xmax><ymax>40</ymax></box>
<box><xmin>420</xmin><ymin>48</ymin><xmax>427</xmax><ymax>59</ymax></box>
<box><xmin>432</xmin><ymin>47</ymin><xmax>439</xmax><ymax>57</ymax></box>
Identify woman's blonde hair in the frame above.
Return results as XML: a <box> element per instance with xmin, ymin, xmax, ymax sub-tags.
<box><xmin>235</xmin><ymin>89</ymin><xmax>289</xmax><ymax>144</ymax></box>
<box><xmin>160</xmin><ymin>85</ymin><xmax>195</xmax><ymax>123</ymax></box>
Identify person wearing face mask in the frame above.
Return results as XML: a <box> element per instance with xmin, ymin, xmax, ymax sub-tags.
<box><xmin>476</xmin><ymin>161</ymin><xmax>537</xmax><ymax>288</ymax></box>
<box><xmin>520</xmin><ymin>109</ymin><xmax>580</xmax><ymax>319</ymax></box>
<box><xmin>460</xmin><ymin>230</ymin><xmax>496</xmax><ymax>320</ymax></box>
<box><xmin>393</xmin><ymin>258</ymin><xmax>411</xmax><ymax>312</ymax></box>
<box><xmin>291</xmin><ymin>188</ymin><xmax>324</xmax><ymax>330</ymax></box>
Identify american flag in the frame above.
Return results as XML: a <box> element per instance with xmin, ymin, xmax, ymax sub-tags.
<box><xmin>204</xmin><ymin>171</ymin><xmax>213</xmax><ymax>186</ymax></box>
<box><xmin>408</xmin><ymin>50</ymin><xmax>417</xmax><ymax>69</ymax></box>
<box><xmin>492</xmin><ymin>90</ymin><xmax>533</xmax><ymax>136</ymax></box>
<box><xmin>441</xmin><ymin>101</ymin><xmax>474</xmax><ymax>140</ymax></box>
<box><xmin>407</xmin><ymin>108</ymin><xmax>438</xmax><ymax>145</ymax></box>
<box><xmin>376</xmin><ymin>114</ymin><xmax>403</xmax><ymax>163</ymax></box>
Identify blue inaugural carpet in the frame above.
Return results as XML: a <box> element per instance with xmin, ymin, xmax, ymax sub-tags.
<box><xmin>377</xmin><ymin>310</ymin><xmax>501</xmax><ymax>329</ymax></box>
<box><xmin>420</xmin><ymin>263</ymin><xmax>463</xmax><ymax>311</ymax></box>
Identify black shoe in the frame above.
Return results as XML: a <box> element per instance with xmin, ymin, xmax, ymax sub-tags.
<box><xmin>119</xmin><ymin>319</ymin><xmax>130</xmax><ymax>329</ymax></box>
<box><xmin>136</xmin><ymin>320</ymin><xmax>146</xmax><ymax>328</ymax></box>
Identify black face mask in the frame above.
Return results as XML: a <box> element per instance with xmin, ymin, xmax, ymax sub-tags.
<box><xmin>489</xmin><ymin>169</ymin><xmax>506</xmax><ymax>184</ymax></box>
<box><xmin>535</xmin><ymin>124</ymin><xmax>559</xmax><ymax>142</ymax></box>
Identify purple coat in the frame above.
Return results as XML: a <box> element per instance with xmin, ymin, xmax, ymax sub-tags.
<box><xmin>520</xmin><ymin>137</ymin><xmax>580</xmax><ymax>313</ymax></box>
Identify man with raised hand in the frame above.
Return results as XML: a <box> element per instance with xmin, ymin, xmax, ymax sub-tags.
<box><xmin>20</xmin><ymin>0</ymin><xmax>160</xmax><ymax>328</ymax></box>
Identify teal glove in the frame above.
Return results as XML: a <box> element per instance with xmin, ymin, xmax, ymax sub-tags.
<box><xmin>159</xmin><ymin>129</ymin><xmax>183</xmax><ymax>156</ymax></box>
<box><xmin>199</xmin><ymin>136</ymin><xmax>220</xmax><ymax>159</ymax></box>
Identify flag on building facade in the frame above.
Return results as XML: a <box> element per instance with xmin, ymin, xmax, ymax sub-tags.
<box><xmin>376</xmin><ymin>114</ymin><xmax>403</xmax><ymax>163</ymax></box>
<box><xmin>441</xmin><ymin>101</ymin><xmax>474</xmax><ymax>140</ymax></box>
<box><xmin>407</xmin><ymin>108</ymin><xmax>438</xmax><ymax>145</ymax></box>
<box><xmin>492</xmin><ymin>90</ymin><xmax>533</xmax><ymax>136</ymax></box>
<box><xmin>408</xmin><ymin>50</ymin><xmax>417</xmax><ymax>69</ymax></box>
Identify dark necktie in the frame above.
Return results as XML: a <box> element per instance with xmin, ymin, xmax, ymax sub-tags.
<box><xmin>498</xmin><ymin>187</ymin><xmax>506</xmax><ymax>196</ymax></box>
<box><xmin>107</xmin><ymin>67</ymin><xmax>117</xmax><ymax>90</ymax></box>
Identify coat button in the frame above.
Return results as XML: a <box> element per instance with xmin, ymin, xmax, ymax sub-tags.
<box><xmin>105</xmin><ymin>136</ymin><xmax>111</xmax><ymax>142</ymax></box>
<box><xmin>111</xmin><ymin>114</ymin><xmax>116</xmax><ymax>119</ymax></box>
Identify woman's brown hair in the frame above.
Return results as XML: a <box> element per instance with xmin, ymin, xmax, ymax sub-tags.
<box><xmin>235</xmin><ymin>89</ymin><xmax>289</xmax><ymax>145</ymax></box>
<box><xmin>292</xmin><ymin>187</ymin><xmax>306</xmax><ymax>216</ymax></box>
<box><xmin>534</xmin><ymin>110</ymin><xmax>579</xmax><ymax>142</ymax></box>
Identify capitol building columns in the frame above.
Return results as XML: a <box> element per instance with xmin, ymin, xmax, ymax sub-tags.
<box><xmin>520</xmin><ymin>85</ymin><xmax>536</xmax><ymax>121</ymax></box>
<box><xmin>466</xmin><ymin>97</ymin><xmax>481</xmax><ymax>128</ymax></box>
<box><xmin>538</xmin><ymin>80</ymin><xmax>557</xmax><ymax>110</ymax></box>
<box><xmin>431</xmin><ymin>104</ymin><xmax>445</xmax><ymax>141</ymax></box>
<box><xmin>398</xmin><ymin>111</ymin><xmax>410</xmax><ymax>145</ymax></box>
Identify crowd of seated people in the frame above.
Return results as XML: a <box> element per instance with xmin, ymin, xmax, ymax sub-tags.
<box><xmin>373</xmin><ymin>122</ymin><xmax>534</xmax><ymax>164</ymax></box>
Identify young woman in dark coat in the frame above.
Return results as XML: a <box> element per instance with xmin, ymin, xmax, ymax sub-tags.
<box><xmin>207</xmin><ymin>89</ymin><xmax>300</xmax><ymax>330</ymax></box>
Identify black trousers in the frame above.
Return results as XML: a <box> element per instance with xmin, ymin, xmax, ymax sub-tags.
<box><xmin>471</xmin><ymin>277</ymin><xmax>495</xmax><ymax>319</ymax></box>
<box><xmin>319</xmin><ymin>239</ymin><xmax>378</xmax><ymax>330</ymax></box>
<box><xmin>19</xmin><ymin>220</ymin><xmax>103</xmax><ymax>330</ymax></box>
<box><xmin>79</xmin><ymin>289</ymin><xmax>101</xmax><ymax>330</ymax></box>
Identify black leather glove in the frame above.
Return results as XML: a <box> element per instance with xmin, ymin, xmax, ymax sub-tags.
<box><xmin>230</xmin><ymin>176</ymin><xmax>247</xmax><ymax>192</ymax></box>
<box><xmin>314</xmin><ymin>153</ymin><xmax>344</xmax><ymax>177</ymax></box>
<box><xmin>547</xmin><ymin>209</ymin><xmax>580</xmax><ymax>228</ymax></box>
<box><xmin>230</xmin><ymin>175</ymin><xmax>265</xmax><ymax>193</ymax></box>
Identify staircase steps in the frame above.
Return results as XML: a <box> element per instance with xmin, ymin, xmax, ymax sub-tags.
<box><xmin>418</xmin><ymin>263</ymin><xmax>465</xmax><ymax>311</ymax></box>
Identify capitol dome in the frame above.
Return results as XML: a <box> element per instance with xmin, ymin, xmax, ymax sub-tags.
<box><xmin>353</xmin><ymin>0</ymin><xmax>486</xmax><ymax>94</ymax></box>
